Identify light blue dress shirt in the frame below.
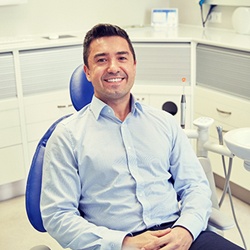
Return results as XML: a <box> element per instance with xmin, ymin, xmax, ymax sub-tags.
<box><xmin>41</xmin><ymin>95</ymin><xmax>212</xmax><ymax>250</ymax></box>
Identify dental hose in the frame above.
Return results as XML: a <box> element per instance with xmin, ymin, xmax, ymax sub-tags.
<box><xmin>216</xmin><ymin>126</ymin><xmax>247</xmax><ymax>249</ymax></box>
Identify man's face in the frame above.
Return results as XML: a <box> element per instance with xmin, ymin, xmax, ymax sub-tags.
<box><xmin>84</xmin><ymin>36</ymin><xmax>136</xmax><ymax>104</ymax></box>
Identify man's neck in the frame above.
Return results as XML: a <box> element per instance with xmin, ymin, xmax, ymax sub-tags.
<box><xmin>106</xmin><ymin>96</ymin><xmax>131</xmax><ymax>122</ymax></box>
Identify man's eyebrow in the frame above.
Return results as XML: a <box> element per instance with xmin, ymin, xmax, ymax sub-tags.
<box><xmin>94</xmin><ymin>53</ymin><xmax>108</xmax><ymax>59</ymax></box>
<box><xmin>117</xmin><ymin>51</ymin><xmax>129</xmax><ymax>56</ymax></box>
<box><xmin>93</xmin><ymin>51</ymin><xmax>129</xmax><ymax>59</ymax></box>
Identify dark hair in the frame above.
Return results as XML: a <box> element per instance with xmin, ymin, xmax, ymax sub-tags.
<box><xmin>83</xmin><ymin>23</ymin><xmax>136</xmax><ymax>68</ymax></box>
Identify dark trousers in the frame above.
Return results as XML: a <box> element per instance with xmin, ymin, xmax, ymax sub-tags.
<box><xmin>132</xmin><ymin>222</ymin><xmax>244</xmax><ymax>250</ymax></box>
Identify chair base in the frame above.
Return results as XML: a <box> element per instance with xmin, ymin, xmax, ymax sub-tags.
<box><xmin>30</xmin><ymin>245</ymin><xmax>51</xmax><ymax>250</ymax></box>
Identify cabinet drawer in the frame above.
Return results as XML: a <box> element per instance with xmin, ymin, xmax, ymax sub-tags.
<box><xmin>24</xmin><ymin>90</ymin><xmax>74</xmax><ymax>124</ymax></box>
<box><xmin>0</xmin><ymin>127</ymin><xmax>22</xmax><ymax>148</ymax></box>
<box><xmin>0</xmin><ymin>145</ymin><xmax>25</xmax><ymax>185</ymax></box>
<box><xmin>194</xmin><ymin>87</ymin><xmax>250</xmax><ymax>129</ymax></box>
<box><xmin>0</xmin><ymin>109</ymin><xmax>20</xmax><ymax>129</ymax></box>
<box><xmin>0</xmin><ymin>108</ymin><xmax>22</xmax><ymax>147</ymax></box>
<box><xmin>26</xmin><ymin>119</ymin><xmax>67</xmax><ymax>142</ymax></box>
<box><xmin>25</xmin><ymin>101</ymin><xmax>74</xmax><ymax>124</ymax></box>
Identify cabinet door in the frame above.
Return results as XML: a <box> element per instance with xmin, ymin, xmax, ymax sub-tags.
<box><xmin>19</xmin><ymin>45</ymin><xmax>82</xmax><ymax>96</ymax></box>
<box><xmin>133</xmin><ymin>42</ymin><xmax>191</xmax><ymax>86</ymax></box>
<box><xmin>0</xmin><ymin>52</ymin><xmax>17</xmax><ymax>99</ymax></box>
<box><xmin>196</xmin><ymin>44</ymin><xmax>250</xmax><ymax>100</ymax></box>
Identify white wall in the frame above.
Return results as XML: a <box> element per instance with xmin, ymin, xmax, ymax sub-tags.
<box><xmin>169</xmin><ymin>0</ymin><xmax>237</xmax><ymax>30</ymax></box>
<box><xmin>0</xmin><ymin>0</ymin><xmax>168</xmax><ymax>37</ymax></box>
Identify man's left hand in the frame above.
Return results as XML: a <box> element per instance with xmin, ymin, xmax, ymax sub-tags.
<box><xmin>141</xmin><ymin>226</ymin><xmax>193</xmax><ymax>250</ymax></box>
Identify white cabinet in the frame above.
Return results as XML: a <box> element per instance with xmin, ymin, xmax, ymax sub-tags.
<box><xmin>0</xmin><ymin>99</ymin><xmax>25</xmax><ymax>185</ymax></box>
<box><xmin>0</xmin><ymin>53</ymin><xmax>25</xmax><ymax>185</ymax></box>
<box><xmin>194</xmin><ymin>86</ymin><xmax>250</xmax><ymax>191</ymax></box>
<box><xmin>195</xmin><ymin>43</ymin><xmax>250</xmax><ymax>191</ymax></box>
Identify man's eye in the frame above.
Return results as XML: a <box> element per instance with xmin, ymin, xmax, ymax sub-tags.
<box><xmin>97</xmin><ymin>58</ymin><xmax>106</xmax><ymax>63</ymax></box>
<box><xmin>119</xmin><ymin>57</ymin><xmax>127</xmax><ymax>61</ymax></box>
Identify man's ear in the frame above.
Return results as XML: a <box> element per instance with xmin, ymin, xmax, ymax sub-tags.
<box><xmin>83</xmin><ymin>65</ymin><xmax>91</xmax><ymax>81</ymax></box>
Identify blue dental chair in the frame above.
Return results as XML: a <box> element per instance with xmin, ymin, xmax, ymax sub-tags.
<box><xmin>25</xmin><ymin>65</ymin><xmax>234</xmax><ymax>250</ymax></box>
<box><xmin>25</xmin><ymin>65</ymin><xmax>93</xmax><ymax>249</ymax></box>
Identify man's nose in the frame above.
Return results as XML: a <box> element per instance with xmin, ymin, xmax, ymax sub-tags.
<box><xmin>107</xmin><ymin>59</ymin><xmax>120</xmax><ymax>73</ymax></box>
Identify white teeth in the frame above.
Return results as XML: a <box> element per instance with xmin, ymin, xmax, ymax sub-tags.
<box><xmin>106</xmin><ymin>78</ymin><xmax>122</xmax><ymax>83</ymax></box>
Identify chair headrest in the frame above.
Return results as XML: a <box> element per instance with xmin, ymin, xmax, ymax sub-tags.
<box><xmin>69</xmin><ymin>65</ymin><xmax>94</xmax><ymax>111</ymax></box>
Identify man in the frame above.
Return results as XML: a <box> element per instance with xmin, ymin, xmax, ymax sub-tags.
<box><xmin>41</xmin><ymin>24</ymin><xmax>243</xmax><ymax>250</ymax></box>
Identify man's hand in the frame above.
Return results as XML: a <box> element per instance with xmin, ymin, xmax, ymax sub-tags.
<box><xmin>122</xmin><ymin>226</ymin><xmax>193</xmax><ymax>250</ymax></box>
<box><xmin>122</xmin><ymin>228</ymin><xmax>171</xmax><ymax>250</ymax></box>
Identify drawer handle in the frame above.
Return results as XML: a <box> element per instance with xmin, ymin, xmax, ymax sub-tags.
<box><xmin>216</xmin><ymin>108</ymin><xmax>232</xmax><ymax>115</ymax></box>
<box><xmin>57</xmin><ymin>105</ymin><xmax>66</xmax><ymax>108</ymax></box>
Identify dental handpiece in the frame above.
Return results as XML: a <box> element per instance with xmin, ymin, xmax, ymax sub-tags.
<box><xmin>180</xmin><ymin>77</ymin><xmax>186</xmax><ymax>129</ymax></box>
<box><xmin>216</xmin><ymin>126</ymin><xmax>224</xmax><ymax>145</ymax></box>
<box><xmin>180</xmin><ymin>94</ymin><xmax>186</xmax><ymax>129</ymax></box>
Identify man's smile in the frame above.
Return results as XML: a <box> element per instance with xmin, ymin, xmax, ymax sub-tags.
<box><xmin>104</xmin><ymin>77</ymin><xmax>125</xmax><ymax>83</ymax></box>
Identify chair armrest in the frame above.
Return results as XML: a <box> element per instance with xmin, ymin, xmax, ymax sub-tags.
<box><xmin>208</xmin><ymin>207</ymin><xmax>235</xmax><ymax>231</ymax></box>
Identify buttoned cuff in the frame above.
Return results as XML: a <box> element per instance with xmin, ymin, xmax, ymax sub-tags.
<box><xmin>99</xmin><ymin>229</ymin><xmax>130</xmax><ymax>249</ymax></box>
<box><xmin>172</xmin><ymin>214</ymin><xmax>208</xmax><ymax>240</ymax></box>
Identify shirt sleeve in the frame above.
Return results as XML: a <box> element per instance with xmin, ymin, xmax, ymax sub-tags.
<box><xmin>40</xmin><ymin>123</ymin><xmax>128</xmax><ymax>250</ymax></box>
<box><xmin>169</xmin><ymin>121</ymin><xmax>212</xmax><ymax>240</ymax></box>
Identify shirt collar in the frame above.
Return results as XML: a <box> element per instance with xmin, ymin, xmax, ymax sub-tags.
<box><xmin>89</xmin><ymin>94</ymin><xmax>143</xmax><ymax>120</ymax></box>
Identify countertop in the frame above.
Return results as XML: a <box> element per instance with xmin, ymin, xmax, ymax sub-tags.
<box><xmin>0</xmin><ymin>25</ymin><xmax>250</xmax><ymax>52</ymax></box>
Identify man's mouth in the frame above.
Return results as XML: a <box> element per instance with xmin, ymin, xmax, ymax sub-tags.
<box><xmin>105</xmin><ymin>78</ymin><xmax>124</xmax><ymax>83</ymax></box>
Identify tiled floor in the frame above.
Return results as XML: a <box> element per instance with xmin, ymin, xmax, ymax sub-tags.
<box><xmin>0</xmin><ymin>188</ymin><xmax>249</xmax><ymax>250</ymax></box>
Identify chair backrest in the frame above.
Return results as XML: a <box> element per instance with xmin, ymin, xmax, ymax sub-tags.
<box><xmin>70</xmin><ymin>65</ymin><xmax>94</xmax><ymax>111</ymax></box>
<box><xmin>25</xmin><ymin>65</ymin><xmax>93</xmax><ymax>232</ymax></box>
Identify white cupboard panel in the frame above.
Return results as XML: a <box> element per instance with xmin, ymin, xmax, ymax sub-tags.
<box><xmin>20</xmin><ymin>45</ymin><xmax>82</xmax><ymax>95</ymax></box>
<box><xmin>0</xmin><ymin>52</ymin><xmax>17</xmax><ymax>99</ymax></box>
<box><xmin>0</xmin><ymin>127</ymin><xmax>22</xmax><ymax>148</ymax></box>
<box><xmin>133</xmin><ymin>43</ymin><xmax>191</xmax><ymax>86</ymax></box>
<box><xmin>26</xmin><ymin>119</ymin><xmax>64</xmax><ymax>142</ymax></box>
<box><xmin>194</xmin><ymin>87</ymin><xmax>250</xmax><ymax>129</ymax></box>
<box><xmin>0</xmin><ymin>109</ymin><xmax>20</xmax><ymax>129</ymax></box>
<box><xmin>0</xmin><ymin>145</ymin><xmax>25</xmax><ymax>185</ymax></box>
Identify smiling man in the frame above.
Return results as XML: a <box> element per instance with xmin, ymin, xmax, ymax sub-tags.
<box><xmin>84</xmin><ymin>34</ymin><xmax>136</xmax><ymax>121</ymax></box>
<box><xmin>41</xmin><ymin>24</ymin><xmax>244</xmax><ymax>250</ymax></box>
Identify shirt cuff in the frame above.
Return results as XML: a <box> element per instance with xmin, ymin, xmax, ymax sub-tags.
<box><xmin>172</xmin><ymin>214</ymin><xmax>207</xmax><ymax>240</ymax></box>
<box><xmin>100</xmin><ymin>229</ymin><xmax>130</xmax><ymax>249</ymax></box>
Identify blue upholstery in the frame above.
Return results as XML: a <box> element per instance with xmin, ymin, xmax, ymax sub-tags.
<box><xmin>25</xmin><ymin>65</ymin><xmax>94</xmax><ymax>232</ymax></box>
<box><xmin>69</xmin><ymin>65</ymin><xmax>94</xmax><ymax>111</ymax></box>
<box><xmin>25</xmin><ymin>115</ymin><xmax>71</xmax><ymax>232</ymax></box>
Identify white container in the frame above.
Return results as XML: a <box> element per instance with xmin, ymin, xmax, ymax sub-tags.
<box><xmin>232</xmin><ymin>7</ymin><xmax>250</xmax><ymax>35</ymax></box>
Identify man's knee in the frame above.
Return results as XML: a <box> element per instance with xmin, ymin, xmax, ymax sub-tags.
<box><xmin>190</xmin><ymin>231</ymin><xmax>244</xmax><ymax>250</ymax></box>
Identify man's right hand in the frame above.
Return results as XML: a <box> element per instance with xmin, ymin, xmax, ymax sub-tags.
<box><xmin>122</xmin><ymin>228</ymin><xmax>172</xmax><ymax>250</ymax></box>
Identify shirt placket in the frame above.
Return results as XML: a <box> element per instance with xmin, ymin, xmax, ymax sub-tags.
<box><xmin>120</xmin><ymin>121</ymin><xmax>152</xmax><ymax>227</ymax></box>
